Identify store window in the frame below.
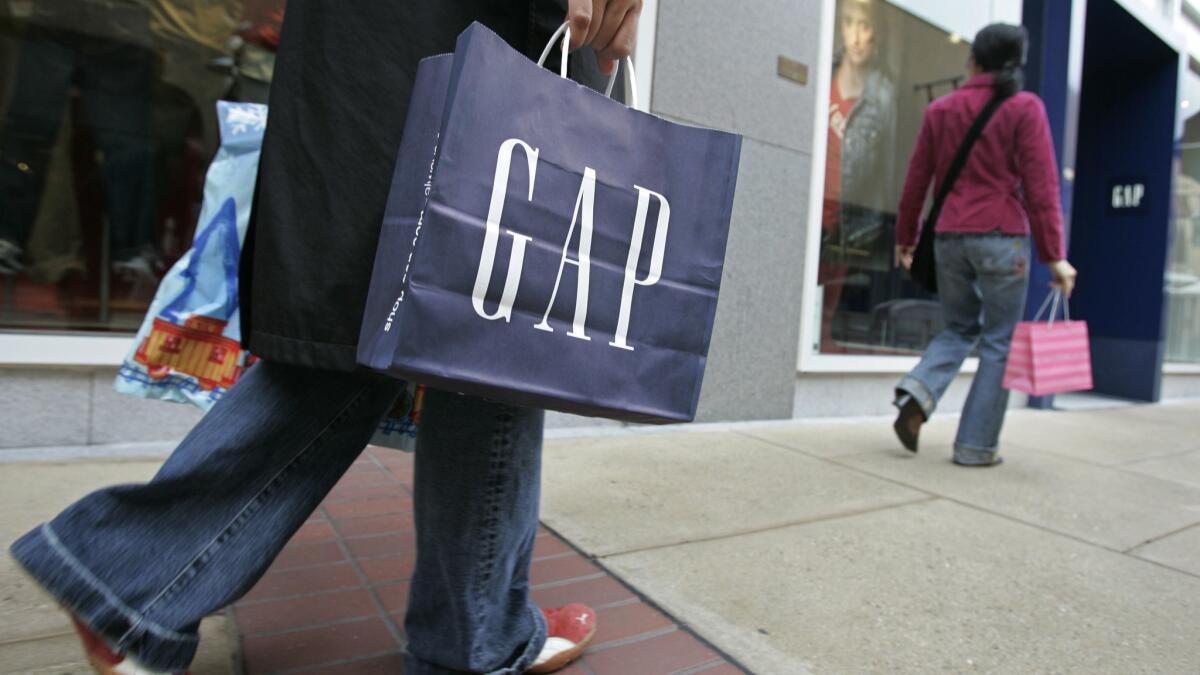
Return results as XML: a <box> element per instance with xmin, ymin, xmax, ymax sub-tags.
<box><xmin>0</xmin><ymin>0</ymin><xmax>283</xmax><ymax>334</ymax></box>
<box><xmin>1168</xmin><ymin>96</ymin><xmax>1200</xmax><ymax>364</ymax></box>
<box><xmin>814</xmin><ymin>0</ymin><xmax>1020</xmax><ymax>356</ymax></box>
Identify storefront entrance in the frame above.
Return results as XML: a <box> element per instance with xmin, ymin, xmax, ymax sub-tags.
<box><xmin>1068</xmin><ymin>0</ymin><xmax>1180</xmax><ymax>401</ymax></box>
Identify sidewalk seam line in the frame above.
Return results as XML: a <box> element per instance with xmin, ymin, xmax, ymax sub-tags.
<box><xmin>539</xmin><ymin>522</ymin><xmax>758</xmax><ymax>675</ymax></box>
<box><xmin>221</xmin><ymin>606</ymin><xmax>247</xmax><ymax>675</ymax></box>
<box><xmin>0</xmin><ymin>630</ymin><xmax>75</xmax><ymax>647</ymax></box>
<box><xmin>586</xmin><ymin>625</ymin><xmax>678</xmax><ymax>653</ymax></box>
<box><xmin>1113</xmin><ymin>446</ymin><xmax>1200</xmax><ymax>466</ymax></box>
<box><xmin>239</xmin><ymin>577</ymin><xmax>418</xmax><ymax>609</ymax></box>
<box><xmin>731</xmin><ymin>429</ymin><xmax>938</xmax><ymax>500</ymax></box>
<box><xmin>263</xmin><ymin>559</ymin><xmax>351</xmax><ymax>575</ymax></box>
<box><xmin>339</xmin><ymin>530</ymin><xmax>411</xmax><ymax>543</ymax></box>
<box><xmin>594</xmin><ymin>597</ymin><xmax>641</xmax><ymax>611</ymax></box>
<box><xmin>530</xmin><ymin>572</ymin><xmax>607</xmax><ymax>591</ymax></box>
<box><xmin>676</xmin><ymin>658</ymin><xmax>738</xmax><ymax>675</ymax></box>
<box><xmin>240</xmin><ymin>613</ymin><xmax>382</xmax><ymax>640</ymax></box>
<box><xmin>747</xmin><ymin>432</ymin><xmax>1200</xmax><ymax>581</ymax></box>
<box><xmin>530</xmin><ymin>551</ymin><xmax>579</xmax><ymax>563</ymax></box>
<box><xmin>1003</xmin><ymin>439</ymin><xmax>1200</xmax><ymax>476</ymax></box>
<box><xmin>364</xmin><ymin>449</ymin><xmax>415</xmax><ymax>495</ymax></box>
<box><xmin>320</xmin><ymin>504</ymin><xmax>408</xmax><ymax>651</ymax></box>
<box><xmin>272</xmin><ymin>647</ymin><xmax>400</xmax><ymax>674</ymax></box>
<box><xmin>1123</xmin><ymin>520</ymin><xmax>1200</xmax><ymax>554</ymax></box>
<box><xmin>595</xmin><ymin>495</ymin><xmax>938</xmax><ymax>558</ymax></box>
<box><xmin>238</xmin><ymin>583</ymin><xmax>374</xmax><ymax>607</ymax></box>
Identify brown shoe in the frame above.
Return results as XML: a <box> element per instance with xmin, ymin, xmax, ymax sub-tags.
<box><xmin>893</xmin><ymin>398</ymin><xmax>924</xmax><ymax>453</ymax></box>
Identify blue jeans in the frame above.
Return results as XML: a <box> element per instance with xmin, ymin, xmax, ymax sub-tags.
<box><xmin>896</xmin><ymin>234</ymin><xmax>1030</xmax><ymax>464</ymax></box>
<box><xmin>10</xmin><ymin>361</ymin><xmax>546</xmax><ymax>674</ymax></box>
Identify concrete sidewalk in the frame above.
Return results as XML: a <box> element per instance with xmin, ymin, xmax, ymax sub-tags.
<box><xmin>1</xmin><ymin>400</ymin><xmax>1197</xmax><ymax>673</ymax></box>
<box><xmin>539</xmin><ymin>400</ymin><xmax>1200</xmax><ymax>674</ymax></box>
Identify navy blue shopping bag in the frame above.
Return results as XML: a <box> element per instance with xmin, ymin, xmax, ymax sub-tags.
<box><xmin>359</xmin><ymin>54</ymin><xmax>453</xmax><ymax>362</ymax></box>
<box><xmin>358</xmin><ymin>23</ymin><xmax>742</xmax><ymax>423</ymax></box>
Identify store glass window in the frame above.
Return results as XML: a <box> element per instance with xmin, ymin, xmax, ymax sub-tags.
<box><xmin>0</xmin><ymin>0</ymin><xmax>283</xmax><ymax>333</ymax></box>
<box><xmin>815</xmin><ymin>0</ymin><xmax>1021</xmax><ymax>356</ymax></box>
<box><xmin>1168</xmin><ymin>98</ymin><xmax>1200</xmax><ymax>364</ymax></box>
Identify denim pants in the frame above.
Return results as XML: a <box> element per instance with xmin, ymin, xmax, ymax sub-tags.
<box><xmin>10</xmin><ymin>361</ymin><xmax>547</xmax><ymax>674</ymax></box>
<box><xmin>896</xmin><ymin>234</ymin><xmax>1030</xmax><ymax>464</ymax></box>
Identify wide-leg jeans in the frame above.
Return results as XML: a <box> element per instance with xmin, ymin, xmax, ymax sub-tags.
<box><xmin>896</xmin><ymin>234</ymin><xmax>1030</xmax><ymax>464</ymax></box>
<box><xmin>11</xmin><ymin>361</ymin><xmax>546</xmax><ymax>674</ymax></box>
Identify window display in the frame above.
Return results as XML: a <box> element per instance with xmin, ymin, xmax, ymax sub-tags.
<box><xmin>815</xmin><ymin>0</ymin><xmax>1019</xmax><ymax>356</ymax></box>
<box><xmin>1168</xmin><ymin>113</ymin><xmax>1200</xmax><ymax>364</ymax></box>
<box><xmin>0</xmin><ymin>0</ymin><xmax>284</xmax><ymax>333</ymax></box>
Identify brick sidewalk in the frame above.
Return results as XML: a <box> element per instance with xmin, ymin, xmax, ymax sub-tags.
<box><xmin>233</xmin><ymin>447</ymin><xmax>746</xmax><ymax>675</ymax></box>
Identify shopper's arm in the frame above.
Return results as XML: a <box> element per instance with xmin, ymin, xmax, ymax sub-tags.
<box><xmin>894</xmin><ymin>110</ymin><xmax>936</xmax><ymax>270</ymax></box>
<box><xmin>1015</xmin><ymin>95</ymin><xmax>1076</xmax><ymax>296</ymax></box>
<box><xmin>567</xmin><ymin>0</ymin><xmax>643</xmax><ymax>74</ymax></box>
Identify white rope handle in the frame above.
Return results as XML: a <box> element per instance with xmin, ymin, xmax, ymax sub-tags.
<box><xmin>1032</xmin><ymin>288</ymin><xmax>1071</xmax><ymax>327</ymax></box>
<box><xmin>536</xmin><ymin>22</ymin><xmax>640</xmax><ymax>109</ymax></box>
<box><xmin>536</xmin><ymin>20</ymin><xmax>571</xmax><ymax>78</ymax></box>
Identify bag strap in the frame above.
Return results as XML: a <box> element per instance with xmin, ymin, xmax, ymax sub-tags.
<box><xmin>536</xmin><ymin>22</ymin><xmax>639</xmax><ymax>109</ymax></box>
<box><xmin>1032</xmin><ymin>288</ymin><xmax>1072</xmax><ymax>327</ymax></box>
<box><xmin>924</xmin><ymin>92</ymin><xmax>1009</xmax><ymax>230</ymax></box>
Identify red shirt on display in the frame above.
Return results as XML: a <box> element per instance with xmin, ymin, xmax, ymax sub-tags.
<box><xmin>238</xmin><ymin>0</ymin><xmax>286</xmax><ymax>50</ymax></box>
<box><xmin>896</xmin><ymin>74</ymin><xmax>1067</xmax><ymax>263</ymax></box>
<box><xmin>823</xmin><ymin>79</ymin><xmax>858</xmax><ymax>230</ymax></box>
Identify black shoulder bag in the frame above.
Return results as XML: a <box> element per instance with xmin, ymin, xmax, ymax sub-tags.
<box><xmin>909</xmin><ymin>93</ymin><xmax>1009</xmax><ymax>293</ymax></box>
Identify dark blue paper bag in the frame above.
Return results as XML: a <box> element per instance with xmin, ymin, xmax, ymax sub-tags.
<box><xmin>359</xmin><ymin>55</ymin><xmax>453</xmax><ymax>363</ymax></box>
<box><xmin>358</xmin><ymin>23</ymin><xmax>742</xmax><ymax>424</ymax></box>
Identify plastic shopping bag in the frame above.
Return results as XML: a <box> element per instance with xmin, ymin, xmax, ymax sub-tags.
<box><xmin>114</xmin><ymin>101</ymin><xmax>266</xmax><ymax>408</ymax></box>
<box><xmin>112</xmin><ymin>101</ymin><xmax>422</xmax><ymax>449</ymax></box>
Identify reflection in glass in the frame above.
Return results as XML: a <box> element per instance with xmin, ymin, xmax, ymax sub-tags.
<box><xmin>817</xmin><ymin>0</ymin><xmax>974</xmax><ymax>355</ymax></box>
<box><xmin>0</xmin><ymin>0</ymin><xmax>284</xmax><ymax>333</ymax></box>
<box><xmin>821</xmin><ymin>0</ymin><xmax>896</xmax><ymax>353</ymax></box>
<box><xmin>1168</xmin><ymin>115</ymin><xmax>1200</xmax><ymax>363</ymax></box>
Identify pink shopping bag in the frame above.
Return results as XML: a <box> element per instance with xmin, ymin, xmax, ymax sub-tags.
<box><xmin>1003</xmin><ymin>291</ymin><xmax>1093</xmax><ymax>396</ymax></box>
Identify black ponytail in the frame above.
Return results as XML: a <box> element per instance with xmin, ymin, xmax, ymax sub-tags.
<box><xmin>990</xmin><ymin>63</ymin><xmax>1025</xmax><ymax>98</ymax></box>
<box><xmin>972</xmin><ymin>23</ymin><xmax>1029</xmax><ymax>98</ymax></box>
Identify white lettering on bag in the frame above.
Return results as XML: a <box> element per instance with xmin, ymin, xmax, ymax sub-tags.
<box><xmin>470</xmin><ymin>138</ymin><xmax>671</xmax><ymax>351</ymax></box>
<box><xmin>534</xmin><ymin>167</ymin><xmax>597</xmax><ymax>341</ymax></box>
<box><xmin>384</xmin><ymin>136</ymin><xmax>439</xmax><ymax>333</ymax></box>
<box><xmin>472</xmin><ymin>138</ymin><xmax>539</xmax><ymax>322</ymax></box>
<box><xmin>610</xmin><ymin>187</ymin><xmax>670</xmax><ymax>351</ymax></box>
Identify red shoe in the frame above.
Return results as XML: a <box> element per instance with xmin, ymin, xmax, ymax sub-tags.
<box><xmin>69</xmin><ymin>615</ymin><xmax>189</xmax><ymax>675</ymax></box>
<box><xmin>527</xmin><ymin>604</ymin><xmax>597</xmax><ymax>673</ymax></box>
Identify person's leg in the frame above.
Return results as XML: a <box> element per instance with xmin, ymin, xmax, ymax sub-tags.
<box><xmin>953</xmin><ymin>236</ymin><xmax>1030</xmax><ymax>464</ymax></box>
<box><xmin>895</xmin><ymin>237</ymin><xmax>982</xmax><ymax>418</ymax></box>
<box><xmin>0</xmin><ymin>29</ymin><xmax>74</xmax><ymax>263</ymax></box>
<box><xmin>78</xmin><ymin>37</ymin><xmax>158</xmax><ymax>265</ymax></box>
<box><xmin>10</xmin><ymin>361</ymin><xmax>403</xmax><ymax>671</ymax></box>
<box><xmin>404</xmin><ymin>389</ymin><xmax>547</xmax><ymax>675</ymax></box>
<box><xmin>818</xmin><ymin>259</ymin><xmax>850</xmax><ymax>353</ymax></box>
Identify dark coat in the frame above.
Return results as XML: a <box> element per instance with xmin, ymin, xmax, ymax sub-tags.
<box><xmin>240</xmin><ymin>0</ymin><xmax>617</xmax><ymax>370</ymax></box>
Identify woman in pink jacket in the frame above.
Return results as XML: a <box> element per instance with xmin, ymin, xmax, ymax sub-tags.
<box><xmin>892</xmin><ymin>24</ymin><xmax>1077</xmax><ymax>466</ymax></box>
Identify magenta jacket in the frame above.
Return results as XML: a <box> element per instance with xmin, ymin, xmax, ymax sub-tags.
<box><xmin>896</xmin><ymin>74</ymin><xmax>1066</xmax><ymax>263</ymax></box>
